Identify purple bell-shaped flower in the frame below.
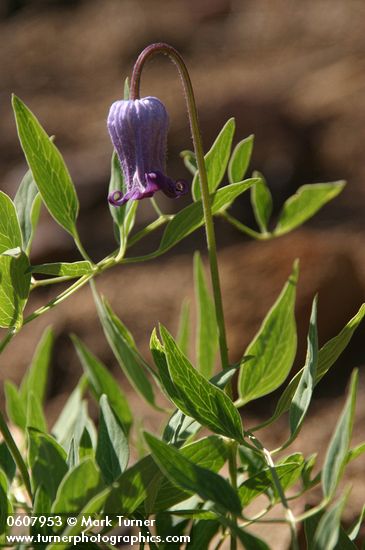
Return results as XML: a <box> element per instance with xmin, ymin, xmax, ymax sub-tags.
<box><xmin>107</xmin><ymin>97</ymin><xmax>188</xmax><ymax>206</ymax></box>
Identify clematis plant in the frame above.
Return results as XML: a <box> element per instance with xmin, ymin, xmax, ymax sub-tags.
<box><xmin>0</xmin><ymin>43</ymin><xmax>363</xmax><ymax>550</ymax></box>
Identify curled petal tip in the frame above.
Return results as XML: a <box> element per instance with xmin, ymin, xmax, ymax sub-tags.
<box><xmin>108</xmin><ymin>190</ymin><xmax>127</xmax><ymax>207</ymax></box>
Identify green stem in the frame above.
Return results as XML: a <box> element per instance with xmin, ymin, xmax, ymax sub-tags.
<box><xmin>228</xmin><ymin>441</ymin><xmax>238</xmax><ymax>550</ymax></box>
<box><xmin>130</xmin><ymin>42</ymin><xmax>229</xmax><ymax>371</ymax></box>
<box><xmin>220</xmin><ymin>211</ymin><xmax>269</xmax><ymax>240</ymax></box>
<box><xmin>0</xmin><ymin>410</ymin><xmax>32</xmax><ymax>500</ymax></box>
<box><xmin>73</xmin><ymin>229</ymin><xmax>94</xmax><ymax>264</ymax></box>
<box><xmin>262</xmin><ymin>447</ymin><xmax>299</xmax><ymax>550</ymax></box>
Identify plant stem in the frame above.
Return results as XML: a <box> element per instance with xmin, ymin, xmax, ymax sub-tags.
<box><xmin>0</xmin><ymin>410</ymin><xmax>32</xmax><ymax>501</ymax></box>
<box><xmin>228</xmin><ymin>441</ymin><xmax>238</xmax><ymax>550</ymax></box>
<box><xmin>220</xmin><ymin>211</ymin><xmax>269</xmax><ymax>240</ymax></box>
<box><xmin>73</xmin><ymin>229</ymin><xmax>94</xmax><ymax>264</ymax></box>
<box><xmin>262</xmin><ymin>447</ymin><xmax>299</xmax><ymax>550</ymax></box>
<box><xmin>130</xmin><ymin>42</ymin><xmax>229</xmax><ymax>371</ymax></box>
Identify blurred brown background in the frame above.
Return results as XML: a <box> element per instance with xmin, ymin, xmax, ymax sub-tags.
<box><xmin>0</xmin><ymin>0</ymin><xmax>365</xmax><ymax>546</ymax></box>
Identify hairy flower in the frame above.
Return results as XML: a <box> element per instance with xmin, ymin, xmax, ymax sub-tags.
<box><xmin>107</xmin><ymin>97</ymin><xmax>188</xmax><ymax>206</ymax></box>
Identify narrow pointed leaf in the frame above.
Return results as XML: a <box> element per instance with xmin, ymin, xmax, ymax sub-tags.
<box><xmin>228</xmin><ymin>134</ymin><xmax>254</xmax><ymax>184</ymax></box>
<box><xmin>0</xmin><ymin>470</ymin><xmax>12</xmax><ymax>536</ymax></box>
<box><xmin>0</xmin><ymin>191</ymin><xmax>30</xmax><ymax>329</ymax></box>
<box><xmin>322</xmin><ymin>370</ymin><xmax>358</xmax><ymax>498</ymax></box>
<box><xmin>153</xmin><ymin>435</ymin><xmax>229</xmax><ymax>512</ymax></box>
<box><xmin>347</xmin><ymin>504</ymin><xmax>365</xmax><ymax>541</ymax></box>
<box><xmin>145</xmin><ymin>432</ymin><xmax>242</xmax><ymax>515</ymax></box>
<box><xmin>0</xmin><ymin>442</ymin><xmax>16</xmax><ymax>483</ymax></box>
<box><xmin>263</xmin><ymin>304</ymin><xmax>365</xmax><ymax>428</ymax></box>
<box><xmin>28</xmin><ymin>429</ymin><xmax>68</xmax><ymax>500</ymax></box>
<box><xmin>274</xmin><ymin>182</ymin><xmax>345</xmax><ymax>236</ymax></box>
<box><xmin>159</xmin><ymin>325</ymin><xmax>244</xmax><ymax>442</ymax></box>
<box><xmin>108</xmin><ymin>152</ymin><xmax>138</xmax><ymax>249</ymax></box>
<box><xmin>93</xmin><ymin>288</ymin><xmax>157</xmax><ymax>408</ymax></box>
<box><xmin>194</xmin><ymin>252</ymin><xmax>218</xmax><ymax>378</ymax></box>
<box><xmin>162</xmin><ymin>366</ymin><xmax>238</xmax><ymax>447</ymax></box>
<box><xmin>96</xmin><ymin>395</ymin><xmax>129</xmax><ymax>484</ymax></box>
<box><xmin>20</xmin><ymin>326</ymin><xmax>53</xmax><ymax>405</ymax></box>
<box><xmin>289</xmin><ymin>297</ymin><xmax>318</xmax><ymax>436</ymax></box>
<box><xmin>72</xmin><ymin>335</ymin><xmax>132</xmax><ymax>433</ymax></box>
<box><xmin>192</xmin><ymin>118</ymin><xmax>235</xmax><ymax>200</ymax></box>
<box><xmin>12</xmin><ymin>95</ymin><xmax>79</xmax><ymax>235</ymax></box>
<box><xmin>159</xmin><ymin>179</ymin><xmax>257</xmax><ymax>254</ymax></box>
<box><xmin>14</xmin><ymin>170</ymin><xmax>41</xmax><ymax>254</ymax></box>
<box><xmin>0</xmin><ymin>191</ymin><xmax>22</xmax><ymax>252</ymax></box>
<box><xmin>30</xmin><ymin>261</ymin><xmax>93</xmax><ymax>278</ymax></box>
<box><xmin>52</xmin><ymin>458</ymin><xmax>104</xmax><ymax>514</ymax></box>
<box><xmin>26</xmin><ymin>390</ymin><xmax>47</xmax><ymax>432</ymax></box>
<box><xmin>250</xmin><ymin>171</ymin><xmax>273</xmax><ymax>233</ymax></box>
<box><xmin>104</xmin><ymin>455</ymin><xmax>160</xmax><ymax>514</ymax></box>
<box><xmin>52</xmin><ymin>378</ymin><xmax>86</xmax><ymax>448</ymax></box>
<box><xmin>239</xmin><ymin>261</ymin><xmax>298</xmax><ymax>404</ymax></box>
<box><xmin>313</xmin><ymin>492</ymin><xmax>348</xmax><ymax>550</ymax></box>
<box><xmin>4</xmin><ymin>381</ymin><xmax>26</xmax><ymax>430</ymax></box>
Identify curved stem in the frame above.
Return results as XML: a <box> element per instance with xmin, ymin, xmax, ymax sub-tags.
<box><xmin>131</xmin><ymin>42</ymin><xmax>229</xmax><ymax>370</ymax></box>
<box><xmin>0</xmin><ymin>410</ymin><xmax>32</xmax><ymax>501</ymax></box>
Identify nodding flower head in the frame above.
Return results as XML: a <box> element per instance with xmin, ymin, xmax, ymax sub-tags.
<box><xmin>107</xmin><ymin>96</ymin><xmax>188</xmax><ymax>206</ymax></box>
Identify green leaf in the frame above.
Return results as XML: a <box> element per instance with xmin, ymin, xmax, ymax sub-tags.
<box><xmin>187</xmin><ymin>520</ymin><xmax>220</xmax><ymax>549</ymax></box>
<box><xmin>274</xmin><ymin>182</ymin><xmax>345</xmax><ymax>236</ymax></box>
<box><xmin>72</xmin><ymin>335</ymin><xmax>132</xmax><ymax>433</ymax></box>
<box><xmin>145</xmin><ymin>432</ymin><xmax>242</xmax><ymax>515</ymax></box>
<box><xmin>0</xmin><ymin>470</ymin><xmax>12</xmax><ymax>536</ymax></box>
<box><xmin>263</xmin><ymin>304</ymin><xmax>365</xmax><ymax>428</ymax></box>
<box><xmin>93</xmin><ymin>289</ymin><xmax>157</xmax><ymax>408</ymax></box>
<box><xmin>30</xmin><ymin>261</ymin><xmax>93</xmax><ymax>278</ymax></box>
<box><xmin>26</xmin><ymin>390</ymin><xmax>47</xmax><ymax>432</ymax></box>
<box><xmin>158</xmin><ymin>179</ymin><xmax>257</xmax><ymax>254</ymax></box>
<box><xmin>347</xmin><ymin>442</ymin><xmax>365</xmax><ymax>464</ymax></box>
<box><xmin>14</xmin><ymin>171</ymin><xmax>42</xmax><ymax>255</ymax></box>
<box><xmin>4</xmin><ymin>381</ymin><xmax>26</xmax><ymax>430</ymax></box>
<box><xmin>222</xmin><ymin>518</ymin><xmax>270</xmax><ymax>550</ymax></box>
<box><xmin>20</xmin><ymin>326</ymin><xmax>53</xmax><ymax>406</ymax></box>
<box><xmin>228</xmin><ymin>134</ymin><xmax>254</xmax><ymax>184</ymax></box>
<box><xmin>313</xmin><ymin>492</ymin><xmax>348</xmax><ymax>550</ymax></box>
<box><xmin>347</xmin><ymin>504</ymin><xmax>365</xmax><ymax>541</ymax></box>
<box><xmin>52</xmin><ymin>378</ymin><xmax>87</xmax><ymax>448</ymax></box>
<box><xmin>176</xmin><ymin>299</ymin><xmax>190</xmax><ymax>357</ymax></box>
<box><xmin>322</xmin><ymin>370</ymin><xmax>358</xmax><ymax>498</ymax></box>
<box><xmin>180</xmin><ymin>150</ymin><xmax>197</xmax><ymax>175</ymax></box>
<box><xmin>192</xmin><ymin>118</ymin><xmax>235</xmax><ymax>200</ymax></box>
<box><xmin>28</xmin><ymin>429</ymin><xmax>68</xmax><ymax>500</ymax></box>
<box><xmin>239</xmin><ymin>461</ymin><xmax>303</xmax><ymax>506</ymax></box>
<box><xmin>194</xmin><ymin>252</ymin><xmax>218</xmax><ymax>378</ymax></box>
<box><xmin>162</xmin><ymin>366</ymin><xmax>238</xmax><ymax>447</ymax></box>
<box><xmin>289</xmin><ymin>297</ymin><xmax>318</xmax><ymax>437</ymax></box>
<box><xmin>12</xmin><ymin>95</ymin><xmax>79</xmax><ymax>235</ymax></box>
<box><xmin>0</xmin><ymin>191</ymin><xmax>23</xmax><ymax>253</ymax></box>
<box><xmin>96</xmin><ymin>395</ymin><xmax>129</xmax><ymax>484</ymax></box>
<box><xmin>0</xmin><ymin>251</ymin><xmax>30</xmax><ymax>329</ymax></box>
<box><xmin>305</xmin><ymin>509</ymin><xmax>357</xmax><ymax>550</ymax></box>
<box><xmin>104</xmin><ymin>455</ymin><xmax>160</xmax><ymax>514</ymax></box>
<box><xmin>159</xmin><ymin>325</ymin><xmax>244</xmax><ymax>442</ymax></box>
<box><xmin>238</xmin><ymin>261</ymin><xmax>298</xmax><ymax>404</ymax></box>
<box><xmin>108</xmin><ymin>152</ymin><xmax>138</xmax><ymax>250</ymax></box>
<box><xmin>52</xmin><ymin>457</ymin><xmax>104</xmax><ymax>514</ymax></box>
<box><xmin>0</xmin><ymin>442</ymin><xmax>16</xmax><ymax>483</ymax></box>
<box><xmin>153</xmin><ymin>435</ymin><xmax>229</xmax><ymax>512</ymax></box>
<box><xmin>250</xmin><ymin>171</ymin><xmax>273</xmax><ymax>233</ymax></box>
<box><xmin>0</xmin><ymin>191</ymin><xmax>30</xmax><ymax>329</ymax></box>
